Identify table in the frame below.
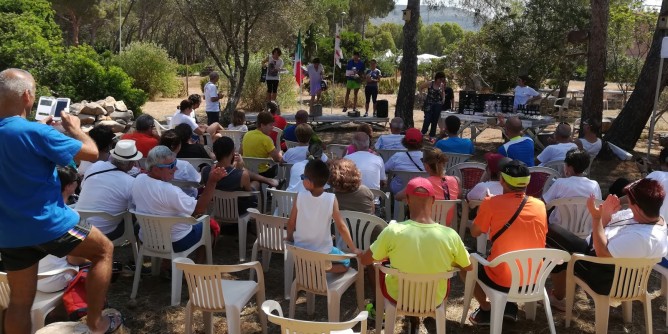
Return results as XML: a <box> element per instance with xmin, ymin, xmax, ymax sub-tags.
<box><xmin>441</xmin><ymin>111</ymin><xmax>555</xmax><ymax>149</ymax></box>
<box><xmin>245</xmin><ymin>113</ymin><xmax>389</xmax><ymax>131</ymax></box>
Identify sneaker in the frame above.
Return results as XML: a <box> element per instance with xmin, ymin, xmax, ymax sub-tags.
<box><xmin>363</xmin><ymin>112</ymin><xmax>368</xmax><ymax>117</ymax></box>
<box><xmin>342</xmin><ymin>107</ymin><xmax>348</xmax><ymax>113</ymax></box>
<box><xmin>365</xmin><ymin>302</ymin><xmax>376</xmax><ymax>321</ymax></box>
<box><xmin>469</xmin><ymin>307</ymin><xmax>491</xmax><ymax>326</ymax></box>
<box><xmin>503</xmin><ymin>302</ymin><xmax>518</xmax><ymax>321</ymax></box>
<box><xmin>548</xmin><ymin>290</ymin><xmax>566</xmax><ymax>312</ymax></box>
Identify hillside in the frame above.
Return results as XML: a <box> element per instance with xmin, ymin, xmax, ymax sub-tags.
<box><xmin>371</xmin><ymin>5</ymin><xmax>480</xmax><ymax>31</ymax></box>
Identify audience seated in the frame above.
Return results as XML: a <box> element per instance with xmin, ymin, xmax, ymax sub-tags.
<box><xmin>361</xmin><ymin>177</ymin><xmax>472</xmax><ymax>330</ymax></box>
<box><xmin>329</xmin><ymin>158</ymin><xmax>374</xmax><ymax>215</ymax></box>
<box><xmin>121</xmin><ymin>114</ymin><xmax>159</xmax><ymax>156</ymax></box>
<box><xmin>174</xmin><ymin>123</ymin><xmax>214</xmax><ymax>160</ymax></box>
<box><xmin>467</xmin><ymin>153</ymin><xmax>506</xmax><ymax>201</ymax></box>
<box><xmin>537</xmin><ymin>123</ymin><xmax>577</xmax><ymax>166</ymax></box>
<box><xmin>385</xmin><ymin>128</ymin><xmax>425</xmax><ymax>194</ymax></box>
<box><xmin>347</xmin><ymin>123</ymin><xmax>375</xmax><ymax>154</ymax></box>
<box><xmin>267</xmin><ymin>101</ymin><xmax>287</xmax><ymax>150</ymax></box>
<box><xmin>57</xmin><ymin>165</ymin><xmax>80</xmax><ymax>205</ymax></box>
<box><xmin>242</xmin><ymin>111</ymin><xmax>283</xmax><ymax>178</ymax></box>
<box><xmin>282</xmin><ymin>109</ymin><xmax>308</xmax><ymax>142</ymax></box>
<box><xmin>497</xmin><ymin>117</ymin><xmax>534</xmax><ymax>167</ymax></box>
<box><xmin>286</xmin><ymin>159</ymin><xmax>360</xmax><ymax>274</ymax></box>
<box><xmin>131</xmin><ymin>146</ymin><xmax>225</xmax><ymax>264</ymax></box>
<box><xmin>344</xmin><ymin>132</ymin><xmax>386</xmax><ymax>190</ymax></box>
<box><xmin>545</xmin><ymin>179</ymin><xmax>668</xmax><ymax>310</ymax></box>
<box><xmin>574</xmin><ymin>117</ymin><xmax>602</xmax><ymax>159</ymax></box>
<box><xmin>286</xmin><ymin>141</ymin><xmax>325</xmax><ymax>193</ymax></box>
<box><xmin>76</xmin><ymin>140</ymin><xmax>141</xmax><ymax>240</ymax></box>
<box><xmin>467</xmin><ymin>159</ymin><xmax>548</xmax><ymax>325</ymax></box>
<box><xmin>374</xmin><ymin>117</ymin><xmax>405</xmax><ymax>150</ymax></box>
<box><xmin>159</xmin><ymin>130</ymin><xmax>202</xmax><ymax>198</ymax></box>
<box><xmin>435</xmin><ymin>115</ymin><xmax>474</xmax><ymax>155</ymax></box>
<box><xmin>542</xmin><ymin>149</ymin><xmax>601</xmax><ymax>225</ymax></box>
<box><xmin>79</xmin><ymin>124</ymin><xmax>115</xmax><ymax>175</ymax></box>
<box><xmin>227</xmin><ymin>109</ymin><xmax>248</xmax><ymax>132</ymax></box>
<box><xmin>170</xmin><ymin>99</ymin><xmax>210</xmax><ymax>136</ymax></box>
<box><xmin>282</xmin><ymin>124</ymin><xmax>328</xmax><ymax>164</ymax></box>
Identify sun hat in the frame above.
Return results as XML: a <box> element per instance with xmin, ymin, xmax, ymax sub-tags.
<box><xmin>500</xmin><ymin>159</ymin><xmax>531</xmax><ymax>188</ymax></box>
<box><xmin>110</xmin><ymin>139</ymin><xmax>143</xmax><ymax>161</ymax></box>
<box><xmin>404</xmin><ymin>128</ymin><xmax>423</xmax><ymax>145</ymax></box>
<box><xmin>405</xmin><ymin>177</ymin><xmax>436</xmax><ymax>198</ymax></box>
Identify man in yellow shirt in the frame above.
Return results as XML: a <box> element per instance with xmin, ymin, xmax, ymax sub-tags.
<box><xmin>241</xmin><ymin>111</ymin><xmax>282</xmax><ymax>178</ymax></box>
<box><xmin>361</xmin><ymin>177</ymin><xmax>472</xmax><ymax>332</ymax></box>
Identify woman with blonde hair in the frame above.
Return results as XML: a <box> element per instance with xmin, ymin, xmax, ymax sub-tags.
<box><xmin>329</xmin><ymin>158</ymin><xmax>375</xmax><ymax>214</ymax></box>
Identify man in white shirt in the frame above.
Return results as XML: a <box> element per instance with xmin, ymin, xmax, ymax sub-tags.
<box><xmin>305</xmin><ymin>58</ymin><xmax>324</xmax><ymax>105</ymax></box>
<box><xmin>537</xmin><ymin>123</ymin><xmax>578</xmax><ymax>166</ymax></box>
<box><xmin>542</xmin><ymin>148</ymin><xmax>602</xmax><ymax>225</ymax></box>
<box><xmin>204</xmin><ymin>71</ymin><xmax>224</xmax><ymax>125</ymax></box>
<box><xmin>513</xmin><ymin>75</ymin><xmax>541</xmax><ymax>110</ymax></box>
<box><xmin>345</xmin><ymin>132</ymin><xmax>386</xmax><ymax>190</ymax></box>
<box><xmin>467</xmin><ymin>153</ymin><xmax>507</xmax><ymax>201</ymax></box>
<box><xmin>76</xmin><ymin>140</ymin><xmax>143</xmax><ymax>240</ymax></box>
<box><xmin>375</xmin><ymin>117</ymin><xmax>405</xmax><ymax>150</ymax></box>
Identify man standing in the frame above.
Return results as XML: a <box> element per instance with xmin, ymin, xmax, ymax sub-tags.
<box><xmin>513</xmin><ymin>75</ymin><xmax>541</xmax><ymax>111</ymax></box>
<box><xmin>467</xmin><ymin>159</ymin><xmax>547</xmax><ymax>325</ymax></box>
<box><xmin>204</xmin><ymin>71</ymin><xmax>224</xmax><ymax>126</ymax></box>
<box><xmin>537</xmin><ymin>123</ymin><xmax>578</xmax><ymax>166</ymax></box>
<box><xmin>498</xmin><ymin>116</ymin><xmax>535</xmax><ymax>167</ymax></box>
<box><xmin>305</xmin><ymin>58</ymin><xmax>324</xmax><ymax>105</ymax></box>
<box><xmin>375</xmin><ymin>117</ymin><xmax>405</xmax><ymax>150</ymax></box>
<box><xmin>364</xmin><ymin>59</ymin><xmax>381</xmax><ymax>117</ymax></box>
<box><xmin>0</xmin><ymin>69</ymin><xmax>118</xmax><ymax>333</ymax></box>
<box><xmin>343</xmin><ymin>52</ymin><xmax>365</xmax><ymax>114</ymax></box>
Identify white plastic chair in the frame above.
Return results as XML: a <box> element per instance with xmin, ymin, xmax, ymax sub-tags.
<box><xmin>284</xmin><ymin>140</ymin><xmax>299</xmax><ymax>149</ymax></box>
<box><xmin>653</xmin><ymin>263</ymin><xmax>668</xmax><ymax>326</ymax></box>
<box><xmin>0</xmin><ymin>271</ymin><xmax>67</xmax><ymax>333</ymax></box>
<box><xmin>553</xmin><ymin>97</ymin><xmax>571</xmax><ymax>122</ymax></box>
<box><xmin>76</xmin><ymin>209</ymin><xmax>138</xmax><ymax>263</ymax></box>
<box><xmin>527</xmin><ymin>166</ymin><xmax>560</xmax><ymax>198</ymax></box>
<box><xmin>262</xmin><ymin>300</ymin><xmax>368</xmax><ymax>334</ymax></box>
<box><xmin>174</xmin><ymin>257</ymin><xmax>267</xmax><ymax>334</ymax></box>
<box><xmin>377</xmin><ymin>149</ymin><xmax>407</xmax><ymax>163</ymax></box>
<box><xmin>461</xmin><ymin>249</ymin><xmax>571</xmax><ymax>334</ymax></box>
<box><xmin>431</xmin><ymin>199</ymin><xmax>462</xmax><ymax>229</ymax></box>
<box><xmin>545</xmin><ymin>197</ymin><xmax>603</xmax><ymax>238</ymax></box>
<box><xmin>208</xmin><ymin>190</ymin><xmax>258</xmax><ymax>261</ymax></box>
<box><xmin>180</xmin><ymin>158</ymin><xmax>215</xmax><ymax>172</ymax></box>
<box><xmin>565</xmin><ymin>254</ymin><xmax>659</xmax><ymax>334</ymax></box>
<box><xmin>460</xmin><ymin>199</ymin><xmax>488</xmax><ymax>254</ymax></box>
<box><xmin>444</xmin><ymin>153</ymin><xmax>471</xmax><ymax>171</ymax></box>
<box><xmin>287</xmin><ymin>245</ymin><xmax>364</xmax><ymax>322</ymax></box>
<box><xmin>279</xmin><ymin>163</ymin><xmax>293</xmax><ymax>186</ymax></box>
<box><xmin>220</xmin><ymin>129</ymin><xmax>245</xmax><ymax>152</ymax></box>
<box><xmin>130</xmin><ymin>212</ymin><xmax>212</xmax><ymax>306</ymax></box>
<box><xmin>335</xmin><ymin>210</ymin><xmax>388</xmax><ymax>252</ymax></box>
<box><xmin>389</xmin><ymin>170</ymin><xmax>429</xmax><ymax>220</ymax></box>
<box><xmin>327</xmin><ymin>144</ymin><xmax>348</xmax><ymax>159</ymax></box>
<box><xmin>542</xmin><ymin>160</ymin><xmax>566</xmax><ymax>178</ymax></box>
<box><xmin>369</xmin><ymin>188</ymin><xmax>391</xmax><ymax>220</ymax></box>
<box><xmin>374</xmin><ymin>263</ymin><xmax>458</xmax><ymax>334</ymax></box>
<box><xmin>446</xmin><ymin>162</ymin><xmax>488</xmax><ymax>199</ymax></box>
<box><xmin>246</xmin><ymin>209</ymin><xmax>291</xmax><ymax>299</ymax></box>
<box><xmin>272</xmin><ymin>126</ymin><xmax>283</xmax><ymax>150</ymax></box>
<box><xmin>268</xmin><ymin>188</ymin><xmax>297</xmax><ymax>218</ymax></box>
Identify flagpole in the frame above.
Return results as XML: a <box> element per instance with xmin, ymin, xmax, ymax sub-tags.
<box><xmin>332</xmin><ymin>45</ymin><xmax>336</xmax><ymax>115</ymax></box>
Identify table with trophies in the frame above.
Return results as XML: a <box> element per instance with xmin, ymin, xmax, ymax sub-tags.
<box><xmin>245</xmin><ymin>113</ymin><xmax>389</xmax><ymax>131</ymax></box>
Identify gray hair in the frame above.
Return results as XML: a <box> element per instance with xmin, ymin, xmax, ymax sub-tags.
<box><xmin>390</xmin><ymin>117</ymin><xmax>404</xmax><ymax>130</ymax></box>
<box><xmin>209</xmin><ymin>71</ymin><xmax>219</xmax><ymax>80</ymax></box>
<box><xmin>110</xmin><ymin>157</ymin><xmax>135</xmax><ymax>170</ymax></box>
<box><xmin>146</xmin><ymin>145</ymin><xmax>176</xmax><ymax>171</ymax></box>
<box><xmin>135</xmin><ymin>114</ymin><xmax>155</xmax><ymax>131</ymax></box>
<box><xmin>0</xmin><ymin>69</ymin><xmax>35</xmax><ymax>101</ymax></box>
<box><xmin>352</xmin><ymin>132</ymin><xmax>370</xmax><ymax>151</ymax></box>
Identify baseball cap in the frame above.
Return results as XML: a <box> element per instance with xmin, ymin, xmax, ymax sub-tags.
<box><xmin>484</xmin><ymin>153</ymin><xmax>509</xmax><ymax>176</ymax></box>
<box><xmin>404</xmin><ymin>128</ymin><xmax>422</xmax><ymax>145</ymax></box>
<box><xmin>405</xmin><ymin>177</ymin><xmax>436</xmax><ymax>198</ymax></box>
<box><xmin>500</xmin><ymin>159</ymin><xmax>531</xmax><ymax>188</ymax></box>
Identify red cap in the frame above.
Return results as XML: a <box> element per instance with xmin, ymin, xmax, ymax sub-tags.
<box><xmin>484</xmin><ymin>152</ymin><xmax>505</xmax><ymax>176</ymax></box>
<box><xmin>405</xmin><ymin>177</ymin><xmax>436</xmax><ymax>198</ymax></box>
<box><xmin>404</xmin><ymin>128</ymin><xmax>423</xmax><ymax>145</ymax></box>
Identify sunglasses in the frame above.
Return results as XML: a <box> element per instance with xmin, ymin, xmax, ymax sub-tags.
<box><xmin>623</xmin><ymin>179</ymin><xmax>641</xmax><ymax>203</ymax></box>
<box><xmin>155</xmin><ymin>159</ymin><xmax>178</xmax><ymax>170</ymax></box>
<box><xmin>300</xmin><ymin>174</ymin><xmax>309</xmax><ymax>181</ymax></box>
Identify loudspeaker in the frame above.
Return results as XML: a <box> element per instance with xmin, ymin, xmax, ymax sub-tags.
<box><xmin>309</xmin><ymin>104</ymin><xmax>322</xmax><ymax>117</ymax></box>
<box><xmin>376</xmin><ymin>100</ymin><xmax>389</xmax><ymax>118</ymax></box>
<box><xmin>347</xmin><ymin>110</ymin><xmax>360</xmax><ymax>117</ymax></box>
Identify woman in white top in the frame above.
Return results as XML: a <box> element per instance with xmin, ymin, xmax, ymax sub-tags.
<box><xmin>262</xmin><ymin>47</ymin><xmax>283</xmax><ymax>102</ymax></box>
<box><xmin>227</xmin><ymin>109</ymin><xmax>249</xmax><ymax>132</ymax></box>
<box><xmin>283</xmin><ymin>124</ymin><xmax>327</xmax><ymax>164</ymax></box>
<box><xmin>575</xmin><ymin>117</ymin><xmax>602</xmax><ymax>159</ymax></box>
<box><xmin>286</xmin><ymin>141</ymin><xmax>327</xmax><ymax>193</ymax></box>
<box><xmin>385</xmin><ymin>128</ymin><xmax>425</xmax><ymax>194</ymax></box>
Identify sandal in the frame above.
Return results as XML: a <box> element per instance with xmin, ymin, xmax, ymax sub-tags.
<box><xmin>89</xmin><ymin>309</ymin><xmax>123</xmax><ymax>334</ymax></box>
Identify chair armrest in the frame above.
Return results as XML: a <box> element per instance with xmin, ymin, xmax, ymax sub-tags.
<box><xmin>261</xmin><ymin>300</ymin><xmax>283</xmax><ymax>317</ymax></box>
<box><xmin>374</xmin><ymin>262</ymin><xmax>400</xmax><ymax>276</ymax></box>
<box><xmin>195</xmin><ymin>214</ymin><xmax>210</xmax><ymax>224</ymax></box>
<box><xmin>470</xmin><ymin>252</ymin><xmax>491</xmax><ymax>267</ymax></box>
<box><xmin>351</xmin><ymin>311</ymin><xmax>369</xmax><ymax>322</ymax></box>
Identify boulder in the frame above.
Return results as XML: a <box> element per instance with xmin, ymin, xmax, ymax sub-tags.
<box><xmin>103</xmin><ymin>96</ymin><xmax>117</xmax><ymax>114</ymax></box>
<box><xmin>114</xmin><ymin>100</ymin><xmax>128</xmax><ymax>112</ymax></box>
<box><xmin>69</xmin><ymin>102</ymin><xmax>84</xmax><ymax>115</ymax></box>
<box><xmin>80</xmin><ymin>102</ymin><xmax>105</xmax><ymax>116</ymax></box>
<box><xmin>77</xmin><ymin>114</ymin><xmax>96</xmax><ymax>125</ymax></box>
<box><xmin>109</xmin><ymin>110</ymin><xmax>133</xmax><ymax>123</ymax></box>
<box><xmin>97</xmin><ymin>120</ymin><xmax>125</xmax><ymax>133</ymax></box>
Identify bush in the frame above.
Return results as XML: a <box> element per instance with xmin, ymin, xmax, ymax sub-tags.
<box><xmin>177</xmin><ymin>62</ymin><xmax>206</xmax><ymax>76</ymax></box>
<box><xmin>240</xmin><ymin>54</ymin><xmax>298</xmax><ymax>112</ymax></box>
<box><xmin>115</xmin><ymin>42</ymin><xmax>180</xmax><ymax>99</ymax></box>
<box><xmin>378</xmin><ymin>77</ymin><xmax>399</xmax><ymax>94</ymax></box>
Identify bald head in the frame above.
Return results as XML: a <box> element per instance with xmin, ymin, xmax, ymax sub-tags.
<box><xmin>505</xmin><ymin>117</ymin><xmax>524</xmax><ymax>135</ymax></box>
<box><xmin>352</xmin><ymin>132</ymin><xmax>370</xmax><ymax>150</ymax></box>
<box><xmin>0</xmin><ymin>69</ymin><xmax>35</xmax><ymax>117</ymax></box>
<box><xmin>390</xmin><ymin>117</ymin><xmax>404</xmax><ymax>134</ymax></box>
<box><xmin>555</xmin><ymin>123</ymin><xmax>572</xmax><ymax>142</ymax></box>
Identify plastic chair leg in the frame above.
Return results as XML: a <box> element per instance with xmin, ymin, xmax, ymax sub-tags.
<box><xmin>284</xmin><ymin>251</ymin><xmax>294</xmax><ymax>300</ymax></box>
<box><xmin>226</xmin><ymin>306</ymin><xmax>242</xmax><ymax>334</ymax></box>
<box><xmin>256</xmin><ymin>289</ymin><xmax>268</xmax><ymax>334</ymax></box>
<box><xmin>171</xmin><ymin>262</ymin><xmax>182</xmax><ymax>306</ymax></box>
<box><xmin>525</xmin><ymin>300</ymin><xmax>537</xmax><ymax>320</ymax></box>
<box><xmin>643</xmin><ymin>295</ymin><xmax>653</xmax><ymax>334</ymax></box>
<box><xmin>203</xmin><ymin>311</ymin><xmax>213</xmax><ymax>334</ymax></box>
<box><xmin>489</xmin><ymin>296</ymin><xmax>508</xmax><ymax>334</ymax></box>
<box><xmin>30</xmin><ymin>309</ymin><xmax>45</xmax><ymax>332</ymax></box>
<box><xmin>262</xmin><ymin>249</ymin><xmax>271</xmax><ymax>270</ymax></box>
<box><xmin>622</xmin><ymin>300</ymin><xmax>632</xmax><ymax>323</ymax></box>
<box><xmin>250</xmin><ymin>242</ymin><xmax>258</xmax><ymax>281</ymax></box>
<box><xmin>151</xmin><ymin>257</ymin><xmax>160</xmax><ymax>276</ymax></box>
<box><xmin>306</xmin><ymin>292</ymin><xmax>315</xmax><ymax>315</ymax></box>
<box><xmin>184</xmin><ymin>302</ymin><xmax>193</xmax><ymax>334</ymax></box>
<box><xmin>238</xmin><ymin>217</ymin><xmax>249</xmax><ymax>262</ymax></box>
<box><xmin>383</xmin><ymin>299</ymin><xmax>397</xmax><ymax>334</ymax></box>
<box><xmin>327</xmin><ymin>292</ymin><xmax>342</xmax><ymax>322</ymax></box>
<box><xmin>542</xmin><ymin>290</ymin><xmax>557</xmax><ymax>334</ymax></box>
<box><xmin>131</xmin><ymin>253</ymin><xmax>143</xmax><ymax>299</ymax></box>
<box><xmin>435</xmin><ymin>305</ymin><xmax>446</xmax><ymax>334</ymax></box>
<box><xmin>460</xmin><ymin>269</ymin><xmax>476</xmax><ymax>324</ymax></box>
<box><xmin>288</xmin><ymin>283</ymin><xmax>298</xmax><ymax>318</ymax></box>
<box><xmin>593</xmin><ymin>296</ymin><xmax>610</xmax><ymax>334</ymax></box>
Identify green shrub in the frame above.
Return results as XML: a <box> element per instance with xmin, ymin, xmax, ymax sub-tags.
<box><xmin>378</xmin><ymin>77</ymin><xmax>399</xmax><ymax>95</ymax></box>
<box><xmin>177</xmin><ymin>62</ymin><xmax>206</xmax><ymax>76</ymax></box>
<box><xmin>114</xmin><ymin>42</ymin><xmax>180</xmax><ymax>99</ymax></box>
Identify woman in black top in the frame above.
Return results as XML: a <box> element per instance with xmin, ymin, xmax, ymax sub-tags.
<box><xmin>174</xmin><ymin>123</ymin><xmax>215</xmax><ymax>159</ymax></box>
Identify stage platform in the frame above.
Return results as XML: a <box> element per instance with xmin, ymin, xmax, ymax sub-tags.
<box><xmin>245</xmin><ymin>113</ymin><xmax>389</xmax><ymax>131</ymax></box>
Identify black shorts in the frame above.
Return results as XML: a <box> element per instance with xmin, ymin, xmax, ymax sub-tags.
<box><xmin>477</xmin><ymin>263</ymin><xmax>510</xmax><ymax>293</ymax></box>
<box><xmin>365</xmin><ymin>85</ymin><xmax>378</xmax><ymax>104</ymax></box>
<box><xmin>266</xmin><ymin>80</ymin><xmax>279</xmax><ymax>94</ymax></box>
<box><xmin>0</xmin><ymin>225</ymin><xmax>90</xmax><ymax>271</ymax></box>
<box><xmin>206</xmin><ymin>112</ymin><xmax>220</xmax><ymax>126</ymax></box>
<box><xmin>259</xmin><ymin>164</ymin><xmax>278</xmax><ymax>179</ymax></box>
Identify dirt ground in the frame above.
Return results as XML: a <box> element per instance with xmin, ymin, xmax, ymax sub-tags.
<box><xmin>98</xmin><ymin>77</ymin><xmax>668</xmax><ymax>333</ymax></box>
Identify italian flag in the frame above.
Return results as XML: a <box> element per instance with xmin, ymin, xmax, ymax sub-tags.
<box><xmin>294</xmin><ymin>30</ymin><xmax>303</xmax><ymax>85</ymax></box>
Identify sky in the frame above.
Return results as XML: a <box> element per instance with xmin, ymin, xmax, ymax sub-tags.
<box><xmin>393</xmin><ymin>0</ymin><xmax>662</xmax><ymax>6</ymax></box>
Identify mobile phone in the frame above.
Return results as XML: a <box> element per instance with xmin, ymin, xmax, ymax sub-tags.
<box><xmin>35</xmin><ymin>97</ymin><xmax>56</xmax><ymax>121</ymax></box>
<box><xmin>52</xmin><ymin>98</ymin><xmax>70</xmax><ymax>121</ymax></box>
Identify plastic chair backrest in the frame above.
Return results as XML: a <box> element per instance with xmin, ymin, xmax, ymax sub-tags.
<box><xmin>327</xmin><ymin>144</ymin><xmax>348</xmax><ymax>159</ymax></box>
<box><xmin>376</xmin><ymin>264</ymin><xmax>457</xmax><ymax>313</ymax></box>
<box><xmin>542</xmin><ymin>160</ymin><xmax>566</xmax><ymax>177</ymax></box>
<box><xmin>131</xmin><ymin>211</ymin><xmax>200</xmax><ymax>258</ymax></box>
<box><xmin>446</xmin><ymin>162</ymin><xmax>487</xmax><ymax>198</ymax></box>
<box><xmin>242</xmin><ymin>157</ymin><xmax>276</xmax><ymax>174</ymax></box>
<box><xmin>431</xmin><ymin>200</ymin><xmax>461</xmax><ymax>227</ymax></box>
<box><xmin>272</xmin><ymin>127</ymin><xmax>283</xmax><ymax>150</ymax></box>
<box><xmin>377</xmin><ymin>149</ymin><xmax>407</xmax><ymax>163</ymax></box>
<box><xmin>209</xmin><ymin>190</ymin><xmax>255</xmax><ymax>223</ymax></box>
<box><xmin>369</xmin><ymin>188</ymin><xmax>391</xmax><ymax>220</ymax></box>
<box><xmin>487</xmin><ymin>249</ymin><xmax>570</xmax><ymax>301</ymax></box>
<box><xmin>174</xmin><ymin>258</ymin><xmax>229</xmax><ymax>311</ymax></box>
<box><xmin>76</xmin><ymin>210</ymin><xmax>134</xmax><ymax>246</ymax></box>
<box><xmin>248</xmin><ymin>208</ymin><xmax>288</xmax><ymax>252</ymax></box>
<box><xmin>337</xmin><ymin>210</ymin><xmax>388</xmax><ymax>252</ymax></box>
<box><xmin>287</xmin><ymin>245</ymin><xmax>354</xmax><ymax>295</ymax></box>
<box><xmin>268</xmin><ymin>189</ymin><xmax>297</xmax><ymax>218</ymax></box>
<box><xmin>284</xmin><ymin>140</ymin><xmax>299</xmax><ymax>149</ymax></box>
<box><xmin>279</xmin><ymin>163</ymin><xmax>293</xmax><ymax>184</ymax></box>
<box><xmin>220</xmin><ymin>130</ymin><xmax>245</xmax><ymax>152</ymax></box>
<box><xmin>0</xmin><ymin>272</ymin><xmax>9</xmax><ymax>310</ymax></box>
<box><xmin>262</xmin><ymin>300</ymin><xmax>368</xmax><ymax>333</ymax></box>
<box><xmin>444</xmin><ymin>153</ymin><xmax>472</xmax><ymax>171</ymax></box>
<box><xmin>575</xmin><ymin>255</ymin><xmax>659</xmax><ymax>300</ymax></box>
<box><xmin>527</xmin><ymin>166</ymin><xmax>559</xmax><ymax>198</ymax></box>
<box><xmin>546</xmin><ymin>197</ymin><xmax>603</xmax><ymax>238</ymax></box>
<box><xmin>390</xmin><ymin>170</ymin><xmax>429</xmax><ymax>186</ymax></box>
<box><xmin>180</xmin><ymin>158</ymin><xmax>215</xmax><ymax>172</ymax></box>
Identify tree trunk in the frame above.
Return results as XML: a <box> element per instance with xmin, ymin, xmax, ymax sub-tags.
<box><xmin>395</xmin><ymin>0</ymin><xmax>420</xmax><ymax>128</ymax></box>
<box><xmin>604</xmin><ymin>0</ymin><xmax>668</xmax><ymax>150</ymax></box>
<box><xmin>580</xmin><ymin>0</ymin><xmax>609</xmax><ymax>133</ymax></box>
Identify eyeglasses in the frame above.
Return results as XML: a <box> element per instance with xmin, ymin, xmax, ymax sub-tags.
<box><xmin>155</xmin><ymin>159</ymin><xmax>178</xmax><ymax>170</ymax></box>
<box><xmin>300</xmin><ymin>174</ymin><xmax>309</xmax><ymax>181</ymax></box>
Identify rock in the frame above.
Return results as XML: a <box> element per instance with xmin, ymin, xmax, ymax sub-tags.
<box><xmin>104</xmin><ymin>96</ymin><xmax>117</xmax><ymax>114</ymax></box>
<box><xmin>110</xmin><ymin>110</ymin><xmax>133</xmax><ymax>123</ymax></box>
<box><xmin>80</xmin><ymin>102</ymin><xmax>106</xmax><ymax>116</ymax></box>
<box><xmin>114</xmin><ymin>100</ymin><xmax>128</xmax><ymax>112</ymax></box>
<box><xmin>115</xmin><ymin>119</ymin><xmax>127</xmax><ymax>126</ymax></box>
<box><xmin>35</xmin><ymin>322</ymin><xmax>89</xmax><ymax>334</ymax></box>
<box><xmin>97</xmin><ymin>120</ymin><xmax>125</xmax><ymax>133</ymax></box>
<box><xmin>69</xmin><ymin>102</ymin><xmax>84</xmax><ymax>115</ymax></box>
<box><xmin>81</xmin><ymin>125</ymin><xmax>94</xmax><ymax>133</ymax></box>
<box><xmin>104</xmin><ymin>96</ymin><xmax>116</xmax><ymax>106</ymax></box>
<box><xmin>77</xmin><ymin>114</ymin><xmax>96</xmax><ymax>125</ymax></box>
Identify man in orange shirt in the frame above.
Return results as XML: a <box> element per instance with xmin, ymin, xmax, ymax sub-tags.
<box><xmin>467</xmin><ymin>159</ymin><xmax>548</xmax><ymax>325</ymax></box>
<box><xmin>121</xmin><ymin>114</ymin><xmax>159</xmax><ymax>156</ymax></box>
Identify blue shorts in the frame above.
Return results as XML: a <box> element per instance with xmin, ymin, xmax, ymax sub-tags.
<box><xmin>330</xmin><ymin>246</ymin><xmax>350</xmax><ymax>267</ymax></box>
<box><xmin>172</xmin><ymin>223</ymin><xmax>203</xmax><ymax>253</ymax></box>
